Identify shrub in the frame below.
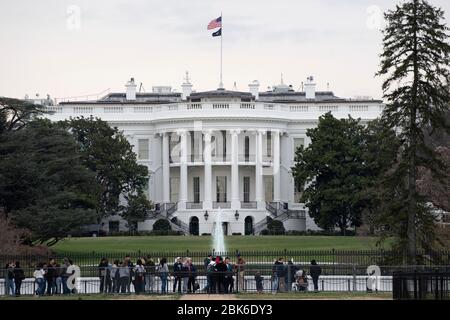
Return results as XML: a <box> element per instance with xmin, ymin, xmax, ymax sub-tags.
<box><xmin>152</xmin><ymin>219</ymin><xmax>172</xmax><ymax>231</ymax></box>
<box><xmin>267</xmin><ymin>220</ymin><xmax>285</xmax><ymax>235</ymax></box>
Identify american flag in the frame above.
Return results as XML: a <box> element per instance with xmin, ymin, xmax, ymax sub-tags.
<box><xmin>207</xmin><ymin>16</ymin><xmax>222</xmax><ymax>30</ymax></box>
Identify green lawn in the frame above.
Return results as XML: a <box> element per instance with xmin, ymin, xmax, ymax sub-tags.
<box><xmin>53</xmin><ymin>235</ymin><xmax>387</xmax><ymax>255</ymax></box>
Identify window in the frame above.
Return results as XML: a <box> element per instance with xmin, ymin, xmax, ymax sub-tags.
<box><xmin>189</xmin><ymin>217</ymin><xmax>199</xmax><ymax>236</ymax></box>
<box><xmin>293</xmin><ymin>138</ymin><xmax>304</xmax><ymax>153</ymax></box>
<box><xmin>264</xmin><ymin>176</ymin><xmax>273</xmax><ymax>202</ymax></box>
<box><xmin>244</xmin><ymin>216</ymin><xmax>253</xmax><ymax>235</ymax></box>
<box><xmin>266</xmin><ymin>131</ymin><xmax>272</xmax><ymax>157</ymax></box>
<box><xmin>216</xmin><ymin>176</ymin><xmax>227</xmax><ymax>202</ymax></box>
<box><xmin>169</xmin><ymin>135</ymin><xmax>180</xmax><ymax>163</ymax></box>
<box><xmin>138</xmin><ymin>139</ymin><xmax>149</xmax><ymax>160</ymax></box>
<box><xmin>243</xmin><ymin>177</ymin><xmax>250</xmax><ymax>202</ymax></box>
<box><xmin>244</xmin><ymin>136</ymin><xmax>250</xmax><ymax>161</ymax></box>
<box><xmin>294</xmin><ymin>177</ymin><xmax>303</xmax><ymax>203</ymax></box>
<box><xmin>109</xmin><ymin>221</ymin><xmax>120</xmax><ymax>233</ymax></box>
<box><xmin>193</xmin><ymin>177</ymin><xmax>200</xmax><ymax>203</ymax></box>
<box><xmin>170</xmin><ymin>177</ymin><xmax>179</xmax><ymax>202</ymax></box>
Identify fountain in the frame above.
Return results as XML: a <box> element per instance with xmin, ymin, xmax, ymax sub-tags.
<box><xmin>213</xmin><ymin>207</ymin><xmax>226</xmax><ymax>254</ymax></box>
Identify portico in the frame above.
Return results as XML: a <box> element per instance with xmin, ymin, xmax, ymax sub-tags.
<box><xmin>160</xmin><ymin>129</ymin><xmax>282</xmax><ymax>212</ymax></box>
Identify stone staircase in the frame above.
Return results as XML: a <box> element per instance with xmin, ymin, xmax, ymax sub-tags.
<box><xmin>149</xmin><ymin>202</ymin><xmax>191</xmax><ymax>235</ymax></box>
<box><xmin>252</xmin><ymin>202</ymin><xmax>306</xmax><ymax>235</ymax></box>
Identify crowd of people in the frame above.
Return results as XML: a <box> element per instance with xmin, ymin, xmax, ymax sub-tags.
<box><xmin>3</xmin><ymin>255</ymin><xmax>323</xmax><ymax>296</ymax></box>
<box><xmin>265</xmin><ymin>258</ymin><xmax>322</xmax><ymax>293</ymax></box>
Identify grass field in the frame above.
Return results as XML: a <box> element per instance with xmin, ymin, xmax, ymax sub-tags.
<box><xmin>53</xmin><ymin>235</ymin><xmax>388</xmax><ymax>255</ymax></box>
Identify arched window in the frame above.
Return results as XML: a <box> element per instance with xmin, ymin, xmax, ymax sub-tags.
<box><xmin>244</xmin><ymin>216</ymin><xmax>254</xmax><ymax>235</ymax></box>
<box><xmin>189</xmin><ymin>216</ymin><xmax>199</xmax><ymax>236</ymax></box>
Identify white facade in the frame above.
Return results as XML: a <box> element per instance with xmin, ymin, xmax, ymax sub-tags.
<box><xmin>45</xmin><ymin>76</ymin><xmax>384</xmax><ymax>235</ymax></box>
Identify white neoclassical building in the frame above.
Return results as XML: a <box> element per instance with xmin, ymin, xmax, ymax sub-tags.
<box><xmin>45</xmin><ymin>75</ymin><xmax>383</xmax><ymax>235</ymax></box>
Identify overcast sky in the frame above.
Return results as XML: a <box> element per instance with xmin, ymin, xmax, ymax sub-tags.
<box><xmin>1</xmin><ymin>0</ymin><xmax>449</xmax><ymax>100</ymax></box>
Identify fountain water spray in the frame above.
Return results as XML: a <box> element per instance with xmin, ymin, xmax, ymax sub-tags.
<box><xmin>213</xmin><ymin>207</ymin><xmax>226</xmax><ymax>254</ymax></box>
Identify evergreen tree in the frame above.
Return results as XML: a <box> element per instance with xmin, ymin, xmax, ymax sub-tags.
<box><xmin>0</xmin><ymin>119</ymin><xmax>100</xmax><ymax>245</ymax></box>
<box><xmin>0</xmin><ymin>97</ymin><xmax>47</xmax><ymax>133</ymax></box>
<box><xmin>377</xmin><ymin>0</ymin><xmax>450</xmax><ymax>262</ymax></box>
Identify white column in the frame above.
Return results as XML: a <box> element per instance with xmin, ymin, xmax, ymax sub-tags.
<box><xmin>231</xmin><ymin>129</ymin><xmax>240</xmax><ymax>210</ymax></box>
<box><xmin>255</xmin><ymin>130</ymin><xmax>265</xmax><ymax>209</ymax></box>
<box><xmin>162</xmin><ymin>132</ymin><xmax>170</xmax><ymax>203</ymax></box>
<box><xmin>203</xmin><ymin>131</ymin><xmax>212</xmax><ymax>210</ymax></box>
<box><xmin>273</xmin><ymin>130</ymin><xmax>281</xmax><ymax>203</ymax></box>
<box><xmin>178</xmin><ymin>130</ymin><xmax>188</xmax><ymax>210</ymax></box>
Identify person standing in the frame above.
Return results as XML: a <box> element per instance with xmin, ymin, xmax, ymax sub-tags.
<box><xmin>202</xmin><ymin>254</ymin><xmax>213</xmax><ymax>292</ymax></box>
<box><xmin>133</xmin><ymin>259</ymin><xmax>146</xmax><ymax>294</ymax></box>
<box><xmin>310</xmin><ymin>260</ymin><xmax>322</xmax><ymax>292</ymax></box>
<box><xmin>53</xmin><ymin>260</ymin><xmax>63</xmax><ymax>294</ymax></box>
<box><xmin>33</xmin><ymin>263</ymin><xmax>46</xmax><ymax>296</ymax></box>
<box><xmin>181</xmin><ymin>258</ymin><xmax>189</xmax><ymax>293</ymax></box>
<box><xmin>271</xmin><ymin>259</ymin><xmax>279</xmax><ymax>294</ymax></box>
<box><xmin>118</xmin><ymin>261</ymin><xmax>130</xmax><ymax>293</ymax></box>
<box><xmin>276</xmin><ymin>258</ymin><xmax>286</xmax><ymax>292</ymax></box>
<box><xmin>110</xmin><ymin>260</ymin><xmax>121</xmax><ymax>293</ymax></box>
<box><xmin>224</xmin><ymin>257</ymin><xmax>234</xmax><ymax>294</ymax></box>
<box><xmin>255</xmin><ymin>272</ymin><xmax>264</xmax><ymax>294</ymax></box>
<box><xmin>4</xmin><ymin>262</ymin><xmax>15</xmax><ymax>296</ymax></box>
<box><xmin>215</xmin><ymin>256</ymin><xmax>228</xmax><ymax>294</ymax></box>
<box><xmin>285</xmin><ymin>260</ymin><xmax>298</xmax><ymax>292</ymax></box>
<box><xmin>186</xmin><ymin>258</ymin><xmax>197</xmax><ymax>293</ymax></box>
<box><xmin>172</xmin><ymin>257</ymin><xmax>183</xmax><ymax>293</ymax></box>
<box><xmin>234</xmin><ymin>255</ymin><xmax>246</xmax><ymax>292</ymax></box>
<box><xmin>13</xmin><ymin>261</ymin><xmax>25</xmax><ymax>297</ymax></box>
<box><xmin>157</xmin><ymin>258</ymin><xmax>169</xmax><ymax>294</ymax></box>
<box><xmin>61</xmin><ymin>258</ymin><xmax>71</xmax><ymax>294</ymax></box>
<box><xmin>45</xmin><ymin>259</ymin><xmax>57</xmax><ymax>295</ymax></box>
<box><xmin>124</xmin><ymin>255</ymin><xmax>134</xmax><ymax>293</ymax></box>
<box><xmin>144</xmin><ymin>257</ymin><xmax>155</xmax><ymax>293</ymax></box>
<box><xmin>98</xmin><ymin>258</ymin><xmax>111</xmax><ymax>293</ymax></box>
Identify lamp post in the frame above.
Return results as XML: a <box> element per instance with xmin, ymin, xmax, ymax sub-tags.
<box><xmin>235</xmin><ymin>210</ymin><xmax>239</xmax><ymax>221</ymax></box>
<box><xmin>204</xmin><ymin>210</ymin><xmax>209</xmax><ymax>221</ymax></box>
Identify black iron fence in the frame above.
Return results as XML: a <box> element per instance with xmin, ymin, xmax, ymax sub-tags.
<box><xmin>393</xmin><ymin>271</ymin><xmax>450</xmax><ymax>300</ymax></box>
<box><xmin>1</xmin><ymin>249</ymin><xmax>449</xmax><ymax>271</ymax></box>
<box><xmin>2</xmin><ymin>264</ymin><xmax>450</xmax><ymax>296</ymax></box>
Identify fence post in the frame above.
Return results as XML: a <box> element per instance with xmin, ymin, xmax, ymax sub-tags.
<box><xmin>352</xmin><ymin>264</ymin><xmax>357</xmax><ymax>292</ymax></box>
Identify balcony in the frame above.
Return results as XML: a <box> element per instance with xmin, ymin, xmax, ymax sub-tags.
<box><xmin>211</xmin><ymin>154</ymin><xmax>231</xmax><ymax>163</ymax></box>
<box><xmin>238</xmin><ymin>154</ymin><xmax>256</xmax><ymax>163</ymax></box>
<box><xmin>189</xmin><ymin>154</ymin><xmax>204</xmax><ymax>163</ymax></box>
<box><xmin>213</xmin><ymin>202</ymin><xmax>231</xmax><ymax>209</ymax></box>
<box><xmin>241</xmin><ymin>201</ymin><xmax>257</xmax><ymax>209</ymax></box>
<box><xmin>186</xmin><ymin>202</ymin><xmax>203</xmax><ymax>210</ymax></box>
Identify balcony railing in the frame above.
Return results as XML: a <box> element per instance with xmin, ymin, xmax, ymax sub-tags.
<box><xmin>241</xmin><ymin>201</ymin><xmax>257</xmax><ymax>209</ymax></box>
<box><xmin>213</xmin><ymin>202</ymin><xmax>231</xmax><ymax>209</ymax></box>
<box><xmin>186</xmin><ymin>202</ymin><xmax>203</xmax><ymax>210</ymax></box>
<box><xmin>238</xmin><ymin>154</ymin><xmax>256</xmax><ymax>162</ymax></box>
<box><xmin>189</xmin><ymin>154</ymin><xmax>204</xmax><ymax>163</ymax></box>
<box><xmin>211</xmin><ymin>154</ymin><xmax>231</xmax><ymax>162</ymax></box>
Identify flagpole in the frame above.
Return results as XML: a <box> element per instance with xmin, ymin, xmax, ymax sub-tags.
<box><xmin>219</xmin><ymin>12</ymin><xmax>223</xmax><ymax>89</ymax></box>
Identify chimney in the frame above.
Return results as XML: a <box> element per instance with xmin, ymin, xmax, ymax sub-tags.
<box><xmin>248</xmin><ymin>80</ymin><xmax>260</xmax><ymax>100</ymax></box>
<box><xmin>181</xmin><ymin>71</ymin><xmax>193</xmax><ymax>100</ymax></box>
<box><xmin>304</xmin><ymin>76</ymin><xmax>316</xmax><ymax>100</ymax></box>
<box><xmin>125</xmin><ymin>77</ymin><xmax>137</xmax><ymax>100</ymax></box>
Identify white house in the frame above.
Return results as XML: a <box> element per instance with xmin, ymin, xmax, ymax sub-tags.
<box><xmin>44</xmin><ymin>75</ymin><xmax>384</xmax><ymax>235</ymax></box>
